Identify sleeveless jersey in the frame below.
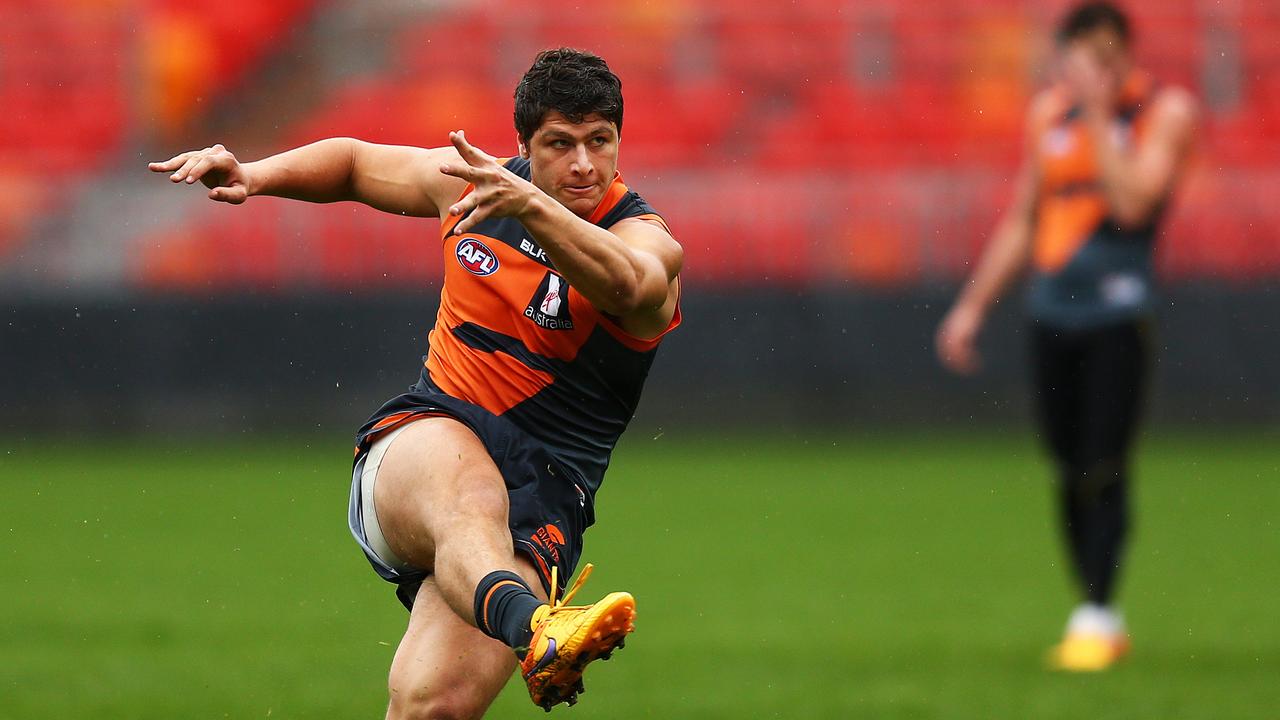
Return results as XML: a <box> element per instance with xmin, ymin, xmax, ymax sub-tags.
<box><xmin>425</xmin><ymin>157</ymin><xmax>680</xmax><ymax>494</ymax></box>
<box><xmin>1027</xmin><ymin>72</ymin><xmax>1160</xmax><ymax>329</ymax></box>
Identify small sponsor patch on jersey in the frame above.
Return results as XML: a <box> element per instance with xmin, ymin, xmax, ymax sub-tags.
<box><xmin>519</xmin><ymin>237</ymin><xmax>550</xmax><ymax>264</ymax></box>
<box><xmin>456</xmin><ymin>238</ymin><xmax>499</xmax><ymax>276</ymax></box>
<box><xmin>1101</xmin><ymin>273</ymin><xmax>1146</xmax><ymax>307</ymax></box>
<box><xmin>525</xmin><ymin>272</ymin><xmax>575</xmax><ymax>330</ymax></box>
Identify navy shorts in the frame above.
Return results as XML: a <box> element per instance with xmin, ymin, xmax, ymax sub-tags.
<box><xmin>348</xmin><ymin>374</ymin><xmax>589</xmax><ymax>610</ymax></box>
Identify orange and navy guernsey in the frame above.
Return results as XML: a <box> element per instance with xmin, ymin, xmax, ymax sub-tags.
<box><xmin>1028</xmin><ymin>71</ymin><xmax>1162</xmax><ymax>329</ymax></box>
<box><xmin>362</xmin><ymin>157</ymin><xmax>680</xmax><ymax>504</ymax></box>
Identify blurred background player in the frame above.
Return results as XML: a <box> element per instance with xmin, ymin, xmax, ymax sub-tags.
<box><xmin>149</xmin><ymin>49</ymin><xmax>682</xmax><ymax>715</ymax></box>
<box><xmin>935</xmin><ymin>2</ymin><xmax>1197</xmax><ymax>671</ymax></box>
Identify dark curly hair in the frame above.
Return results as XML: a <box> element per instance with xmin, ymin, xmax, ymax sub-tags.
<box><xmin>1057</xmin><ymin>2</ymin><xmax>1132</xmax><ymax>45</ymax></box>
<box><xmin>514</xmin><ymin>48</ymin><xmax>623</xmax><ymax>143</ymax></box>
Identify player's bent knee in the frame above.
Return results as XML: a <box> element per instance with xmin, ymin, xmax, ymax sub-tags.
<box><xmin>386</xmin><ymin>684</ymin><xmax>489</xmax><ymax>720</ymax></box>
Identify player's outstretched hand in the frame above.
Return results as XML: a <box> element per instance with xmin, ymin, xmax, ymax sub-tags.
<box><xmin>148</xmin><ymin>144</ymin><xmax>251</xmax><ymax>204</ymax></box>
<box><xmin>935</xmin><ymin>304</ymin><xmax>983</xmax><ymax>375</ymax></box>
<box><xmin>439</xmin><ymin>130</ymin><xmax>536</xmax><ymax>234</ymax></box>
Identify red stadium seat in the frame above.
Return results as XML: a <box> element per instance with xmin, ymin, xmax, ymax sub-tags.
<box><xmin>9</xmin><ymin>0</ymin><xmax>1279</xmax><ymax>285</ymax></box>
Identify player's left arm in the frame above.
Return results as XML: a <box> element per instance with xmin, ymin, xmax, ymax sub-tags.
<box><xmin>441</xmin><ymin>132</ymin><xmax>682</xmax><ymax>337</ymax></box>
<box><xmin>1086</xmin><ymin>87</ymin><xmax>1198</xmax><ymax>228</ymax></box>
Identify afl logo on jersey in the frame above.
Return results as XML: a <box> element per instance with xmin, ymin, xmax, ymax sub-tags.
<box><xmin>456</xmin><ymin>238</ymin><xmax>499</xmax><ymax>276</ymax></box>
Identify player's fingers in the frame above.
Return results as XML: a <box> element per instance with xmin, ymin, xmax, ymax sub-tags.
<box><xmin>934</xmin><ymin>333</ymin><xmax>951</xmax><ymax>367</ymax></box>
<box><xmin>209</xmin><ymin>185</ymin><xmax>247</xmax><ymax>204</ymax></box>
<box><xmin>935</xmin><ymin>328</ymin><xmax>964</xmax><ymax>372</ymax></box>
<box><xmin>940</xmin><ymin>351</ymin><xmax>964</xmax><ymax>375</ymax></box>
<box><xmin>936</xmin><ymin>337</ymin><xmax>957</xmax><ymax>371</ymax></box>
<box><xmin>148</xmin><ymin>151</ymin><xmax>196</xmax><ymax>173</ymax></box>
<box><xmin>943</xmin><ymin>339</ymin><xmax>979</xmax><ymax>375</ymax></box>
<box><xmin>452</xmin><ymin>205</ymin><xmax>492</xmax><ymax>235</ymax></box>
<box><xmin>184</xmin><ymin>156</ymin><xmax>214</xmax><ymax>184</ymax></box>
<box><xmin>168</xmin><ymin>154</ymin><xmax>204</xmax><ymax>183</ymax></box>
<box><xmin>447</xmin><ymin>192</ymin><xmax>480</xmax><ymax>217</ymax></box>
<box><xmin>450</xmin><ymin>130</ymin><xmax>492</xmax><ymax>167</ymax></box>
<box><xmin>449</xmin><ymin>130</ymin><xmax>476</xmax><ymax>160</ymax></box>
<box><xmin>438</xmin><ymin>162</ymin><xmax>477</xmax><ymax>182</ymax></box>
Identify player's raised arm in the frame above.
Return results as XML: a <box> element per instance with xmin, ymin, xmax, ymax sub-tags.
<box><xmin>529</xmin><ymin>207</ymin><xmax>680</xmax><ymax>332</ymax></box>
<box><xmin>147</xmin><ymin>139</ymin><xmax>467</xmax><ymax>218</ymax></box>
<box><xmin>440</xmin><ymin>128</ymin><xmax>681</xmax><ymax>336</ymax></box>
<box><xmin>1066</xmin><ymin>51</ymin><xmax>1198</xmax><ymax>228</ymax></box>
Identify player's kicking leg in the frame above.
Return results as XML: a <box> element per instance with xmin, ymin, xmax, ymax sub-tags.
<box><xmin>374</xmin><ymin>417</ymin><xmax>633</xmax><ymax>713</ymax></box>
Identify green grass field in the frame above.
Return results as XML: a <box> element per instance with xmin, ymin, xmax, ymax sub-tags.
<box><xmin>3</xmin><ymin>429</ymin><xmax>1278</xmax><ymax>719</ymax></box>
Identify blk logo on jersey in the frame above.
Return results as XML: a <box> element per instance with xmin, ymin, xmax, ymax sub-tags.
<box><xmin>519</xmin><ymin>237</ymin><xmax>550</xmax><ymax>264</ymax></box>
<box><xmin>456</xmin><ymin>238</ymin><xmax>499</xmax><ymax>276</ymax></box>
<box><xmin>525</xmin><ymin>272</ymin><xmax>574</xmax><ymax>330</ymax></box>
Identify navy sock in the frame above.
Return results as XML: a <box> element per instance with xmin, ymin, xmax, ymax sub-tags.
<box><xmin>474</xmin><ymin>571</ymin><xmax>543</xmax><ymax>655</ymax></box>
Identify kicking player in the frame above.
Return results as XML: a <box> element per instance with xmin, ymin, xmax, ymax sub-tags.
<box><xmin>150</xmin><ymin>49</ymin><xmax>682</xmax><ymax>715</ymax></box>
<box><xmin>935</xmin><ymin>2</ymin><xmax>1196</xmax><ymax>671</ymax></box>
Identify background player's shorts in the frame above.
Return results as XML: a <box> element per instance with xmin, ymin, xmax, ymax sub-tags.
<box><xmin>348</xmin><ymin>379</ymin><xmax>589</xmax><ymax>610</ymax></box>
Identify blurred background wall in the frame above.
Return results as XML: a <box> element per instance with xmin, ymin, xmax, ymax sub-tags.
<box><xmin>1</xmin><ymin>0</ymin><xmax>1276</xmax><ymax>434</ymax></box>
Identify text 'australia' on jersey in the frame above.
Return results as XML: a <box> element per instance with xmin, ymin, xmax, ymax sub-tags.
<box><xmin>425</xmin><ymin>157</ymin><xmax>680</xmax><ymax>494</ymax></box>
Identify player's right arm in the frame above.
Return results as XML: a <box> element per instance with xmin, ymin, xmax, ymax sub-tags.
<box><xmin>934</xmin><ymin>92</ymin><xmax>1051</xmax><ymax>375</ymax></box>
<box><xmin>148</xmin><ymin>139</ymin><xmax>467</xmax><ymax>218</ymax></box>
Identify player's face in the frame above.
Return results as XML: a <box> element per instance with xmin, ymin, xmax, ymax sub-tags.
<box><xmin>520</xmin><ymin>111</ymin><xmax>619</xmax><ymax>218</ymax></box>
<box><xmin>1065</xmin><ymin>27</ymin><xmax>1132</xmax><ymax>100</ymax></box>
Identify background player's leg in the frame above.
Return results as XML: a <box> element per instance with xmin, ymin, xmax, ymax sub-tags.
<box><xmin>1030</xmin><ymin>323</ymin><xmax>1089</xmax><ymax>592</ymax></box>
<box><xmin>373</xmin><ymin>416</ymin><xmax>528</xmax><ymax>624</ymax></box>
<box><xmin>1071</xmin><ymin>321</ymin><xmax>1147</xmax><ymax>606</ymax></box>
<box><xmin>386</xmin><ymin>564</ymin><xmax>547</xmax><ymax>720</ymax></box>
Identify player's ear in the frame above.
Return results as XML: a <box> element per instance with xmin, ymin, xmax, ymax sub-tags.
<box><xmin>517</xmin><ymin>135</ymin><xmax>530</xmax><ymax>160</ymax></box>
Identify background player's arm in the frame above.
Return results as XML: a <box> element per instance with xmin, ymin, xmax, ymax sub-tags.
<box><xmin>1064</xmin><ymin>51</ymin><xmax>1198</xmax><ymax>228</ymax></box>
<box><xmin>934</xmin><ymin>95</ymin><xmax>1047</xmax><ymax>375</ymax></box>
<box><xmin>441</xmin><ymin>132</ymin><xmax>682</xmax><ymax>337</ymax></box>
<box><xmin>149</xmin><ymin>139</ymin><xmax>466</xmax><ymax>218</ymax></box>
<box><xmin>1085</xmin><ymin>90</ymin><xmax>1197</xmax><ymax>228</ymax></box>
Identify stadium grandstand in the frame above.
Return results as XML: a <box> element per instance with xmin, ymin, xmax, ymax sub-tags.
<box><xmin>5</xmin><ymin>6</ymin><xmax>1279</xmax><ymax>718</ymax></box>
<box><xmin>1</xmin><ymin>0</ymin><xmax>1278</xmax><ymax>294</ymax></box>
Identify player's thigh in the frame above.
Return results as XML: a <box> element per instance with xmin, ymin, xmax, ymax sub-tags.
<box><xmin>387</xmin><ymin>562</ymin><xmax>547</xmax><ymax>720</ymax></box>
<box><xmin>374</xmin><ymin>416</ymin><xmax>511</xmax><ymax>566</ymax></box>
<box><xmin>1030</xmin><ymin>323</ymin><xmax>1084</xmax><ymax>465</ymax></box>
<box><xmin>1077</xmin><ymin>322</ymin><xmax>1147</xmax><ymax>463</ymax></box>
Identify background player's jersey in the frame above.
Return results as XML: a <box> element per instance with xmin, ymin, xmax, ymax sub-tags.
<box><xmin>425</xmin><ymin>157</ymin><xmax>680</xmax><ymax>496</ymax></box>
<box><xmin>1027</xmin><ymin>72</ymin><xmax>1160</xmax><ymax>329</ymax></box>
